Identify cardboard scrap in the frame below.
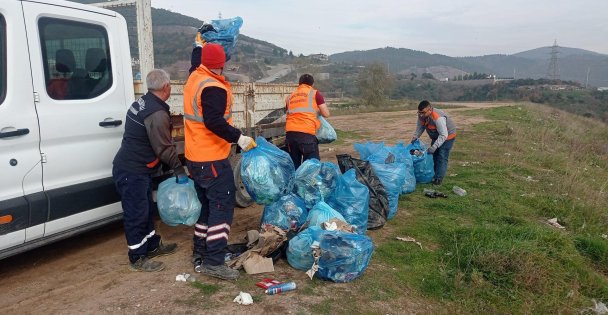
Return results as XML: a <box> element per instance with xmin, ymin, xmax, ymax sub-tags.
<box><xmin>227</xmin><ymin>225</ymin><xmax>286</xmax><ymax>273</ymax></box>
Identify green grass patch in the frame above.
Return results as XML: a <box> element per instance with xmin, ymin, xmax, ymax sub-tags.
<box><xmin>357</xmin><ymin>103</ymin><xmax>608</xmax><ymax>313</ymax></box>
<box><xmin>190</xmin><ymin>281</ymin><xmax>221</xmax><ymax>295</ymax></box>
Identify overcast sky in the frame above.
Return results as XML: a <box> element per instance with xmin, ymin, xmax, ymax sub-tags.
<box><xmin>151</xmin><ymin>0</ymin><xmax>608</xmax><ymax>57</ymax></box>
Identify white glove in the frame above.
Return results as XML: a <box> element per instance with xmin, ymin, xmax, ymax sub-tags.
<box><xmin>427</xmin><ymin>146</ymin><xmax>436</xmax><ymax>154</ymax></box>
<box><xmin>237</xmin><ymin>135</ymin><xmax>257</xmax><ymax>152</ymax></box>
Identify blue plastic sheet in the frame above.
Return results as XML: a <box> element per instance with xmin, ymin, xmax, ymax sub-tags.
<box><xmin>286</xmin><ymin>226</ymin><xmax>322</xmax><ymax>270</ymax></box>
<box><xmin>157</xmin><ymin>178</ymin><xmax>201</xmax><ymax>226</ymax></box>
<box><xmin>326</xmin><ymin>169</ymin><xmax>369</xmax><ymax>234</ymax></box>
<box><xmin>200</xmin><ymin>16</ymin><xmax>243</xmax><ymax>61</ymax></box>
<box><xmin>406</xmin><ymin>139</ymin><xmax>434</xmax><ymax>184</ymax></box>
<box><xmin>293</xmin><ymin>159</ymin><xmax>341</xmax><ymax>208</ymax></box>
<box><xmin>316</xmin><ymin>116</ymin><xmax>337</xmax><ymax>144</ymax></box>
<box><xmin>261</xmin><ymin>193</ymin><xmax>308</xmax><ymax>230</ymax></box>
<box><xmin>305</xmin><ymin>201</ymin><xmax>346</xmax><ymax>228</ymax></box>
<box><xmin>241</xmin><ymin>137</ymin><xmax>295</xmax><ymax>205</ymax></box>
<box><xmin>316</xmin><ymin>230</ymin><xmax>375</xmax><ymax>283</ymax></box>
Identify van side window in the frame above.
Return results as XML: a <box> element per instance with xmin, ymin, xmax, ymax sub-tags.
<box><xmin>0</xmin><ymin>15</ymin><xmax>6</xmax><ymax>105</ymax></box>
<box><xmin>39</xmin><ymin>18</ymin><xmax>112</xmax><ymax>100</ymax></box>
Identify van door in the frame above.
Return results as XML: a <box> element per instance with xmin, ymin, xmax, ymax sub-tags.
<box><xmin>22</xmin><ymin>2</ymin><xmax>127</xmax><ymax>235</ymax></box>
<box><xmin>0</xmin><ymin>5</ymin><xmax>44</xmax><ymax>251</ymax></box>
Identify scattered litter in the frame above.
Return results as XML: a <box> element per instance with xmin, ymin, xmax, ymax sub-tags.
<box><xmin>601</xmin><ymin>234</ymin><xmax>607</xmax><ymax>240</ymax></box>
<box><xmin>587</xmin><ymin>299</ymin><xmax>608</xmax><ymax>314</ymax></box>
<box><xmin>452</xmin><ymin>186</ymin><xmax>467</xmax><ymax>196</ymax></box>
<box><xmin>265</xmin><ymin>282</ymin><xmax>297</xmax><ymax>295</ymax></box>
<box><xmin>448</xmin><ymin>173</ymin><xmax>458</xmax><ymax>177</ymax></box>
<box><xmin>175</xmin><ymin>273</ymin><xmax>196</xmax><ymax>282</ymax></box>
<box><xmin>423</xmin><ymin>188</ymin><xmax>448</xmax><ymax>198</ymax></box>
<box><xmin>233</xmin><ymin>292</ymin><xmax>253</xmax><ymax>305</ymax></box>
<box><xmin>255</xmin><ymin>278</ymin><xmax>281</xmax><ymax>289</ymax></box>
<box><xmin>525</xmin><ymin>176</ymin><xmax>538</xmax><ymax>182</ymax></box>
<box><xmin>547</xmin><ymin>218</ymin><xmax>565</xmax><ymax>229</ymax></box>
<box><xmin>305</xmin><ymin>241</ymin><xmax>321</xmax><ymax>280</ymax></box>
<box><xmin>396</xmin><ymin>236</ymin><xmax>422</xmax><ymax>249</ymax></box>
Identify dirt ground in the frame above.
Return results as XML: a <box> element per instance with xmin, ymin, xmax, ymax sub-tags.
<box><xmin>0</xmin><ymin>102</ymin><xmax>506</xmax><ymax>315</ymax></box>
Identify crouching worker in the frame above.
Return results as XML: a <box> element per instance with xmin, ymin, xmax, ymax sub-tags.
<box><xmin>411</xmin><ymin>100</ymin><xmax>457</xmax><ymax>186</ymax></box>
<box><xmin>183</xmin><ymin>43</ymin><xmax>256</xmax><ymax>280</ymax></box>
<box><xmin>112</xmin><ymin>69</ymin><xmax>185</xmax><ymax>272</ymax></box>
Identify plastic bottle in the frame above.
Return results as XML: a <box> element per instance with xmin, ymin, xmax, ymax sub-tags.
<box><xmin>265</xmin><ymin>281</ymin><xmax>297</xmax><ymax>295</ymax></box>
<box><xmin>452</xmin><ymin>186</ymin><xmax>467</xmax><ymax>196</ymax></box>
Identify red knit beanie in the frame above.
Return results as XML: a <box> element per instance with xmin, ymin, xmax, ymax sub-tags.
<box><xmin>201</xmin><ymin>43</ymin><xmax>226</xmax><ymax>69</ymax></box>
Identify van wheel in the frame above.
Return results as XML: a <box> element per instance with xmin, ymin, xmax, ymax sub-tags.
<box><xmin>233</xmin><ymin>156</ymin><xmax>254</xmax><ymax>208</ymax></box>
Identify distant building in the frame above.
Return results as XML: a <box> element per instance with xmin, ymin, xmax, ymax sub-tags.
<box><xmin>308</xmin><ymin>53</ymin><xmax>328</xmax><ymax>61</ymax></box>
<box><xmin>598</xmin><ymin>87</ymin><xmax>608</xmax><ymax>91</ymax></box>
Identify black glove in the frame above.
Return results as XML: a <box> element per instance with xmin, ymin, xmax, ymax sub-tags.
<box><xmin>174</xmin><ymin>166</ymin><xmax>188</xmax><ymax>184</ymax></box>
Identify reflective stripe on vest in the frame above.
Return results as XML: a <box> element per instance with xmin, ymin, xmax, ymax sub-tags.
<box><xmin>183</xmin><ymin>66</ymin><xmax>234</xmax><ymax>162</ymax></box>
<box><xmin>184</xmin><ymin>78</ymin><xmax>232</xmax><ymax>123</ymax></box>
<box><xmin>287</xmin><ymin>89</ymin><xmax>316</xmax><ymax>114</ymax></box>
<box><xmin>286</xmin><ymin>84</ymin><xmax>320</xmax><ymax>135</ymax></box>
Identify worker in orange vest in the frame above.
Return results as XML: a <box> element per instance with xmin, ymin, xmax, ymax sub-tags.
<box><xmin>183</xmin><ymin>43</ymin><xmax>256</xmax><ymax>280</ymax></box>
<box><xmin>411</xmin><ymin>100</ymin><xmax>457</xmax><ymax>185</ymax></box>
<box><xmin>285</xmin><ymin>74</ymin><xmax>330</xmax><ymax>169</ymax></box>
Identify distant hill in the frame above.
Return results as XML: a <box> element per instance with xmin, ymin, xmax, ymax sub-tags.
<box><xmin>70</xmin><ymin>1</ymin><xmax>608</xmax><ymax>87</ymax></box>
<box><xmin>331</xmin><ymin>47</ymin><xmax>608</xmax><ymax>87</ymax></box>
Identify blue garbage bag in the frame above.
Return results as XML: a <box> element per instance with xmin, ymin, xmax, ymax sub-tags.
<box><xmin>405</xmin><ymin>139</ymin><xmax>434</xmax><ymax>183</ymax></box>
<box><xmin>241</xmin><ymin>137</ymin><xmax>295</xmax><ymax>205</ymax></box>
<box><xmin>316</xmin><ymin>116</ymin><xmax>337</xmax><ymax>144</ymax></box>
<box><xmin>293</xmin><ymin>159</ymin><xmax>341</xmax><ymax>208</ymax></box>
<box><xmin>387</xmin><ymin>143</ymin><xmax>416</xmax><ymax>194</ymax></box>
<box><xmin>286</xmin><ymin>226</ymin><xmax>322</xmax><ymax>270</ymax></box>
<box><xmin>316</xmin><ymin>230</ymin><xmax>375</xmax><ymax>283</ymax></box>
<box><xmin>305</xmin><ymin>201</ymin><xmax>346</xmax><ymax>228</ymax></box>
<box><xmin>157</xmin><ymin>178</ymin><xmax>201</xmax><ymax>226</ymax></box>
<box><xmin>200</xmin><ymin>16</ymin><xmax>243</xmax><ymax>61</ymax></box>
<box><xmin>261</xmin><ymin>193</ymin><xmax>308</xmax><ymax>230</ymax></box>
<box><xmin>369</xmin><ymin>162</ymin><xmax>406</xmax><ymax>219</ymax></box>
<box><xmin>354</xmin><ymin>141</ymin><xmax>385</xmax><ymax>160</ymax></box>
<box><xmin>326</xmin><ymin>169</ymin><xmax>369</xmax><ymax>234</ymax></box>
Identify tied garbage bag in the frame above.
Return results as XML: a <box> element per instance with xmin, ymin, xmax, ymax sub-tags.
<box><xmin>369</xmin><ymin>162</ymin><xmax>406</xmax><ymax>220</ymax></box>
<box><xmin>354</xmin><ymin>141</ymin><xmax>385</xmax><ymax>160</ymax></box>
<box><xmin>316</xmin><ymin>230</ymin><xmax>374</xmax><ymax>283</ymax></box>
<box><xmin>157</xmin><ymin>178</ymin><xmax>201</xmax><ymax>226</ymax></box>
<box><xmin>293</xmin><ymin>159</ymin><xmax>341</xmax><ymax>208</ymax></box>
<box><xmin>305</xmin><ymin>201</ymin><xmax>346</xmax><ymax>228</ymax></box>
<box><xmin>199</xmin><ymin>16</ymin><xmax>243</xmax><ymax>61</ymax></box>
<box><xmin>241</xmin><ymin>137</ymin><xmax>295</xmax><ymax>205</ymax></box>
<box><xmin>287</xmin><ymin>226</ymin><xmax>322</xmax><ymax>270</ymax></box>
<box><xmin>261</xmin><ymin>193</ymin><xmax>308</xmax><ymax>230</ymax></box>
<box><xmin>326</xmin><ymin>169</ymin><xmax>369</xmax><ymax>234</ymax></box>
<box><xmin>406</xmin><ymin>139</ymin><xmax>434</xmax><ymax>184</ymax></box>
<box><xmin>316</xmin><ymin>116</ymin><xmax>337</xmax><ymax>144</ymax></box>
<box><xmin>387</xmin><ymin>143</ymin><xmax>416</xmax><ymax>194</ymax></box>
<box><xmin>336</xmin><ymin>154</ymin><xmax>388</xmax><ymax>230</ymax></box>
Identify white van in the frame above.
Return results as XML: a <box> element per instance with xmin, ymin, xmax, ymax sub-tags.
<box><xmin>0</xmin><ymin>0</ymin><xmax>138</xmax><ymax>259</ymax></box>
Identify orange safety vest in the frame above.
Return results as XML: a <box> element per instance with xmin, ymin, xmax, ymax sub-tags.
<box><xmin>183</xmin><ymin>66</ymin><xmax>233</xmax><ymax>162</ymax></box>
<box><xmin>286</xmin><ymin>84</ymin><xmax>320</xmax><ymax>135</ymax></box>
<box><xmin>421</xmin><ymin>109</ymin><xmax>457</xmax><ymax>140</ymax></box>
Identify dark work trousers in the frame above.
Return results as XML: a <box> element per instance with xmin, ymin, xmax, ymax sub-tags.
<box><xmin>430</xmin><ymin>138</ymin><xmax>455</xmax><ymax>181</ymax></box>
<box><xmin>112</xmin><ymin>167</ymin><xmax>161</xmax><ymax>264</ymax></box>
<box><xmin>187</xmin><ymin>159</ymin><xmax>236</xmax><ymax>266</ymax></box>
<box><xmin>286</xmin><ymin>131</ymin><xmax>320</xmax><ymax>170</ymax></box>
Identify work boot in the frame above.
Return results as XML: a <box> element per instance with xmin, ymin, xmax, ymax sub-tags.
<box><xmin>197</xmin><ymin>264</ymin><xmax>239</xmax><ymax>280</ymax></box>
<box><xmin>432</xmin><ymin>178</ymin><xmax>443</xmax><ymax>186</ymax></box>
<box><xmin>129</xmin><ymin>256</ymin><xmax>165</xmax><ymax>272</ymax></box>
<box><xmin>147</xmin><ymin>241</ymin><xmax>178</xmax><ymax>259</ymax></box>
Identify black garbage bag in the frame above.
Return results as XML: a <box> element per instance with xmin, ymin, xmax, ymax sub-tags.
<box><xmin>336</xmin><ymin>154</ymin><xmax>388</xmax><ymax>229</ymax></box>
